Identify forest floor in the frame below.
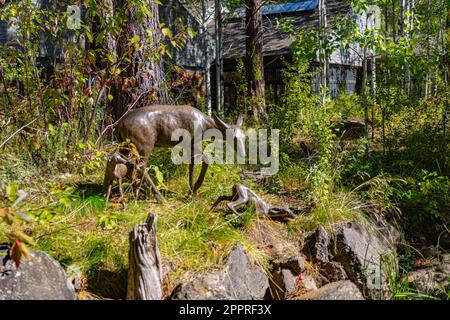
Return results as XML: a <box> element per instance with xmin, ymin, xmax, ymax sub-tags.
<box><xmin>0</xmin><ymin>135</ymin><xmax>447</xmax><ymax>300</ymax></box>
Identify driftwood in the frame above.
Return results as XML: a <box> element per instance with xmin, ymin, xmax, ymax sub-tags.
<box><xmin>127</xmin><ymin>213</ymin><xmax>162</xmax><ymax>300</ymax></box>
<box><xmin>211</xmin><ymin>183</ymin><xmax>297</xmax><ymax>219</ymax></box>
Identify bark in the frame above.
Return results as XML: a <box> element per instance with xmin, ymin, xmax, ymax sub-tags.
<box><xmin>201</xmin><ymin>0</ymin><xmax>212</xmax><ymax>115</ymax></box>
<box><xmin>245</xmin><ymin>0</ymin><xmax>266</xmax><ymax>120</ymax></box>
<box><xmin>127</xmin><ymin>213</ymin><xmax>163</xmax><ymax>300</ymax></box>
<box><xmin>362</xmin><ymin>46</ymin><xmax>369</xmax><ymax>158</ymax></box>
<box><xmin>111</xmin><ymin>0</ymin><xmax>168</xmax><ymax>121</ymax></box>
<box><xmin>214</xmin><ymin>0</ymin><xmax>224</xmax><ymax>114</ymax></box>
<box><xmin>318</xmin><ymin>0</ymin><xmax>329</xmax><ymax>89</ymax></box>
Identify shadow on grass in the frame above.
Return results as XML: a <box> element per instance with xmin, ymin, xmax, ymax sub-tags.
<box><xmin>86</xmin><ymin>268</ymin><xmax>128</xmax><ymax>300</ymax></box>
<box><xmin>73</xmin><ymin>182</ymin><xmax>103</xmax><ymax>198</ymax></box>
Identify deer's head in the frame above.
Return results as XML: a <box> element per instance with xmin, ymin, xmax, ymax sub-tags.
<box><xmin>213</xmin><ymin>114</ymin><xmax>246</xmax><ymax>158</ymax></box>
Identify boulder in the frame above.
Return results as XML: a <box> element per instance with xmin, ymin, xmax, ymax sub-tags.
<box><xmin>293</xmin><ymin>280</ymin><xmax>364</xmax><ymax>300</ymax></box>
<box><xmin>331</xmin><ymin>222</ymin><xmax>397</xmax><ymax>298</ymax></box>
<box><xmin>171</xmin><ymin>243</ymin><xmax>269</xmax><ymax>300</ymax></box>
<box><xmin>302</xmin><ymin>221</ymin><xmax>398</xmax><ymax>298</ymax></box>
<box><xmin>302</xmin><ymin>226</ymin><xmax>348</xmax><ymax>286</ymax></box>
<box><xmin>406</xmin><ymin>253</ymin><xmax>450</xmax><ymax>297</ymax></box>
<box><xmin>0</xmin><ymin>247</ymin><xmax>76</xmax><ymax>300</ymax></box>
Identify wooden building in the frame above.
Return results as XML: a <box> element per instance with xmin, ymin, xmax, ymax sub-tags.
<box><xmin>1</xmin><ymin>0</ymin><xmax>366</xmax><ymax>112</ymax></box>
<box><xmin>218</xmin><ymin>0</ymin><xmax>364</xmax><ymax>113</ymax></box>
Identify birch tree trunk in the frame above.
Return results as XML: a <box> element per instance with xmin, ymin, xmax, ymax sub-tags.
<box><xmin>214</xmin><ymin>0</ymin><xmax>224</xmax><ymax>114</ymax></box>
<box><xmin>318</xmin><ymin>0</ymin><xmax>329</xmax><ymax>90</ymax></box>
<box><xmin>362</xmin><ymin>46</ymin><xmax>369</xmax><ymax>158</ymax></box>
<box><xmin>127</xmin><ymin>213</ymin><xmax>162</xmax><ymax>300</ymax></box>
<box><xmin>245</xmin><ymin>0</ymin><xmax>266</xmax><ymax>120</ymax></box>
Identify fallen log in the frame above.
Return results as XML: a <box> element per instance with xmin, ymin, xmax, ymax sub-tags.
<box><xmin>126</xmin><ymin>213</ymin><xmax>162</xmax><ymax>300</ymax></box>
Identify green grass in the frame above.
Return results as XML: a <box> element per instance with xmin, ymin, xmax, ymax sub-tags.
<box><xmin>0</xmin><ymin>158</ymin><xmax>303</xmax><ymax>299</ymax></box>
<box><xmin>0</xmin><ymin>146</ymin><xmax>374</xmax><ymax>300</ymax></box>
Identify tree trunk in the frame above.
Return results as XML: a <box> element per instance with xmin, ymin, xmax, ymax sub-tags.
<box><xmin>111</xmin><ymin>0</ymin><xmax>168</xmax><ymax>121</ymax></box>
<box><xmin>245</xmin><ymin>0</ymin><xmax>266</xmax><ymax>120</ymax></box>
<box><xmin>214</xmin><ymin>0</ymin><xmax>224</xmax><ymax>114</ymax></box>
<box><xmin>127</xmin><ymin>213</ymin><xmax>163</xmax><ymax>300</ymax></box>
<box><xmin>319</xmin><ymin>0</ymin><xmax>329</xmax><ymax>90</ymax></box>
<box><xmin>362</xmin><ymin>47</ymin><xmax>369</xmax><ymax>158</ymax></box>
<box><xmin>201</xmin><ymin>0</ymin><xmax>212</xmax><ymax>116</ymax></box>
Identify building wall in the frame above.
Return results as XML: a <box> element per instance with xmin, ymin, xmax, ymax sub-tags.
<box><xmin>159</xmin><ymin>0</ymin><xmax>215</xmax><ymax>71</ymax></box>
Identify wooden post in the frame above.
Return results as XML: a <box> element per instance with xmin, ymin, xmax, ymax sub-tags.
<box><xmin>127</xmin><ymin>213</ymin><xmax>162</xmax><ymax>300</ymax></box>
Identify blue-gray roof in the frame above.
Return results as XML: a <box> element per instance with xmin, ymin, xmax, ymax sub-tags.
<box><xmin>263</xmin><ymin>0</ymin><xmax>318</xmax><ymax>15</ymax></box>
<box><xmin>233</xmin><ymin>0</ymin><xmax>318</xmax><ymax>18</ymax></box>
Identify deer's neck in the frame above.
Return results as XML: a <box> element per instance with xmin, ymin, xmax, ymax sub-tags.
<box><xmin>204</xmin><ymin>116</ymin><xmax>224</xmax><ymax>133</ymax></box>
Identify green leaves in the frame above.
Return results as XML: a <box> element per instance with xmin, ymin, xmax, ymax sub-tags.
<box><xmin>161</xmin><ymin>27</ymin><xmax>172</xmax><ymax>38</ymax></box>
<box><xmin>96</xmin><ymin>211</ymin><xmax>119</xmax><ymax>230</ymax></box>
<box><xmin>6</xmin><ymin>183</ymin><xmax>18</xmax><ymax>202</ymax></box>
<box><xmin>150</xmin><ymin>165</ymin><xmax>166</xmax><ymax>189</ymax></box>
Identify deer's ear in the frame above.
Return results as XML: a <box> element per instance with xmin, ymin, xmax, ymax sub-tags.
<box><xmin>236</xmin><ymin>114</ymin><xmax>244</xmax><ymax>127</ymax></box>
<box><xmin>213</xmin><ymin>114</ymin><xmax>230</xmax><ymax>130</ymax></box>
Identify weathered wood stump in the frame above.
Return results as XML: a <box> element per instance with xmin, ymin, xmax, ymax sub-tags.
<box><xmin>126</xmin><ymin>213</ymin><xmax>162</xmax><ymax>300</ymax></box>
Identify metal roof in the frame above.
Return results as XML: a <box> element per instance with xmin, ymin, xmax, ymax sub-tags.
<box><xmin>263</xmin><ymin>0</ymin><xmax>318</xmax><ymax>15</ymax></box>
<box><xmin>233</xmin><ymin>0</ymin><xmax>318</xmax><ymax>18</ymax></box>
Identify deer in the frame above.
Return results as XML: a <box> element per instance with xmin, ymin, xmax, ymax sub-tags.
<box><xmin>211</xmin><ymin>183</ymin><xmax>297</xmax><ymax>220</ymax></box>
<box><xmin>114</xmin><ymin>105</ymin><xmax>246</xmax><ymax>203</ymax></box>
<box><xmin>102</xmin><ymin>151</ymin><xmax>138</xmax><ymax>203</ymax></box>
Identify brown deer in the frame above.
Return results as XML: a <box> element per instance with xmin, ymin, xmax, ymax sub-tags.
<box><xmin>103</xmin><ymin>151</ymin><xmax>138</xmax><ymax>203</ymax></box>
<box><xmin>115</xmin><ymin>105</ymin><xmax>246</xmax><ymax>203</ymax></box>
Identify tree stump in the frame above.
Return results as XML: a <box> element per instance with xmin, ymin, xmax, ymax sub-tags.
<box><xmin>126</xmin><ymin>213</ymin><xmax>162</xmax><ymax>300</ymax></box>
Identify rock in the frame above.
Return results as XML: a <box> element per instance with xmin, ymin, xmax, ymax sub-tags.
<box><xmin>294</xmin><ymin>280</ymin><xmax>364</xmax><ymax>300</ymax></box>
<box><xmin>406</xmin><ymin>253</ymin><xmax>450</xmax><ymax>297</ymax></box>
<box><xmin>298</xmin><ymin>273</ymin><xmax>318</xmax><ymax>291</ymax></box>
<box><xmin>0</xmin><ymin>248</ymin><xmax>76</xmax><ymax>300</ymax></box>
<box><xmin>316</xmin><ymin>261</ymin><xmax>348</xmax><ymax>286</ymax></box>
<box><xmin>302</xmin><ymin>221</ymin><xmax>398</xmax><ymax>297</ymax></box>
<box><xmin>303</xmin><ymin>226</ymin><xmax>330</xmax><ymax>263</ymax></box>
<box><xmin>171</xmin><ymin>243</ymin><xmax>269</xmax><ymax>300</ymax></box>
<box><xmin>267</xmin><ymin>256</ymin><xmax>307</xmax><ymax>300</ymax></box>
<box><xmin>331</xmin><ymin>222</ymin><xmax>397</xmax><ymax>297</ymax></box>
<box><xmin>302</xmin><ymin>227</ymin><xmax>348</xmax><ymax>286</ymax></box>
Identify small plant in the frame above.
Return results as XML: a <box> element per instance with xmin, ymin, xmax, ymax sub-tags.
<box><xmin>0</xmin><ymin>184</ymin><xmax>35</xmax><ymax>267</ymax></box>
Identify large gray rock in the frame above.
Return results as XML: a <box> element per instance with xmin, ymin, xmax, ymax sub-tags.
<box><xmin>406</xmin><ymin>254</ymin><xmax>450</xmax><ymax>297</ymax></box>
<box><xmin>171</xmin><ymin>243</ymin><xmax>269</xmax><ymax>300</ymax></box>
<box><xmin>302</xmin><ymin>226</ymin><xmax>348</xmax><ymax>286</ymax></box>
<box><xmin>302</xmin><ymin>221</ymin><xmax>398</xmax><ymax>298</ymax></box>
<box><xmin>331</xmin><ymin>222</ymin><xmax>397</xmax><ymax>298</ymax></box>
<box><xmin>0</xmin><ymin>248</ymin><xmax>76</xmax><ymax>300</ymax></box>
<box><xmin>294</xmin><ymin>280</ymin><xmax>364</xmax><ymax>300</ymax></box>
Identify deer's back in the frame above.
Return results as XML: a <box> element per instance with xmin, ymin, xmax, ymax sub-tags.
<box><xmin>116</xmin><ymin>105</ymin><xmax>210</xmax><ymax>153</ymax></box>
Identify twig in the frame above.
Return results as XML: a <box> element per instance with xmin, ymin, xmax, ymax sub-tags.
<box><xmin>95</xmin><ymin>90</ymin><xmax>150</xmax><ymax>146</ymax></box>
<box><xmin>34</xmin><ymin>220</ymin><xmax>93</xmax><ymax>241</ymax></box>
<box><xmin>0</xmin><ymin>118</ymin><xmax>37</xmax><ymax>149</ymax></box>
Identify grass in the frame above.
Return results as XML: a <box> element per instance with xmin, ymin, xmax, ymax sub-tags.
<box><xmin>0</xmin><ymin>145</ymin><xmax>410</xmax><ymax>300</ymax></box>
<box><xmin>0</xmin><ymin>152</ymin><xmax>314</xmax><ymax>299</ymax></box>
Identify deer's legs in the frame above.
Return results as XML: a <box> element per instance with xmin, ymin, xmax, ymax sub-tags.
<box><xmin>105</xmin><ymin>184</ymin><xmax>112</xmax><ymax>203</ymax></box>
<box><xmin>189</xmin><ymin>164</ymin><xmax>195</xmax><ymax>192</ymax></box>
<box><xmin>193</xmin><ymin>160</ymin><xmax>208</xmax><ymax>194</ymax></box>
<box><xmin>210</xmin><ymin>195</ymin><xmax>235</xmax><ymax>211</ymax></box>
<box><xmin>138</xmin><ymin>154</ymin><xmax>164</xmax><ymax>204</ymax></box>
<box><xmin>117</xmin><ymin>178</ymin><xmax>124</xmax><ymax>203</ymax></box>
<box><xmin>227</xmin><ymin>193</ymin><xmax>249</xmax><ymax>216</ymax></box>
<box><xmin>189</xmin><ymin>147</ymin><xmax>209</xmax><ymax>194</ymax></box>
